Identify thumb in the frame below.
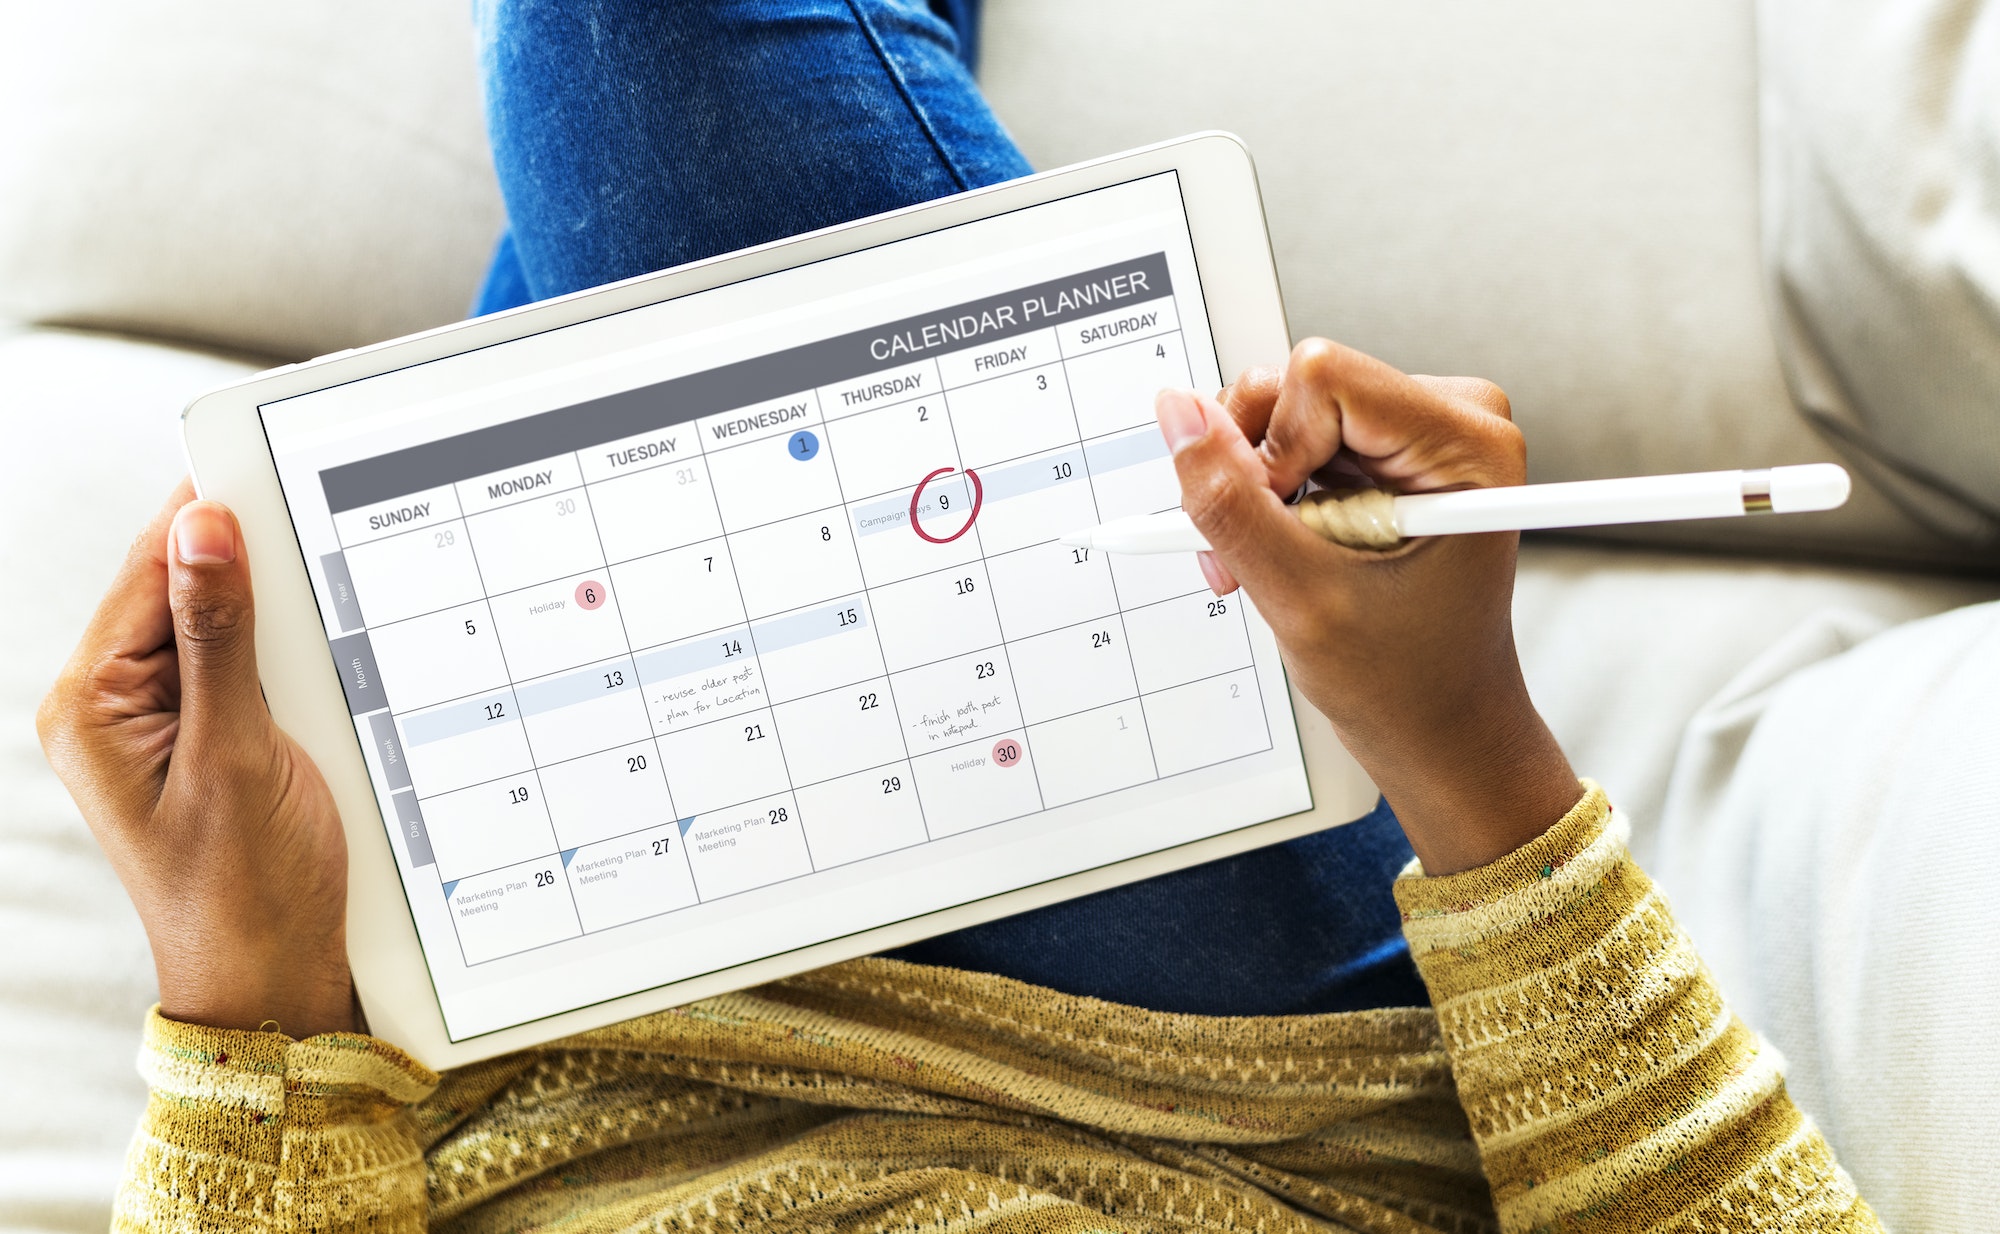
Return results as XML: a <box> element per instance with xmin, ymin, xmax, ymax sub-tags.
<box><xmin>1157</xmin><ymin>388</ymin><xmax>1325</xmax><ymax>594</ymax></box>
<box><xmin>166</xmin><ymin>501</ymin><xmax>266</xmax><ymax>744</ymax></box>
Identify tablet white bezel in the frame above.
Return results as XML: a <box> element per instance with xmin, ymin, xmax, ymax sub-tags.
<box><xmin>182</xmin><ymin>131</ymin><xmax>1377</xmax><ymax>1069</ymax></box>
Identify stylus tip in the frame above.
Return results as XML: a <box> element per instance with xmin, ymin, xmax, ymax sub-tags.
<box><xmin>1058</xmin><ymin>528</ymin><xmax>1095</xmax><ymax>549</ymax></box>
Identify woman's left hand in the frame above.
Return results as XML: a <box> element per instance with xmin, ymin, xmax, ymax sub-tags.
<box><xmin>38</xmin><ymin>481</ymin><xmax>356</xmax><ymax>1037</ymax></box>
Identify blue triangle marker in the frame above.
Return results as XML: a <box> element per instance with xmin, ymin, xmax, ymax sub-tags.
<box><xmin>560</xmin><ymin>848</ymin><xmax>578</xmax><ymax>868</ymax></box>
<box><xmin>441</xmin><ymin>880</ymin><xmax>460</xmax><ymax>899</ymax></box>
<box><xmin>677</xmin><ymin>816</ymin><xmax>696</xmax><ymax>836</ymax></box>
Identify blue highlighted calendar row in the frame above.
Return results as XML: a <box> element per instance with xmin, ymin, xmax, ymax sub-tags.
<box><xmin>846</xmin><ymin>424</ymin><xmax>1169</xmax><ymax>541</ymax></box>
<box><xmin>394</xmin><ymin>595</ymin><xmax>867</xmax><ymax>748</ymax></box>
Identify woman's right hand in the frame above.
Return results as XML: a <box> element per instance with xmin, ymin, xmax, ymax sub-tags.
<box><xmin>1160</xmin><ymin>340</ymin><xmax>1581</xmax><ymax>876</ymax></box>
<box><xmin>38</xmin><ymin>481</ymin><xmax>356</xmax><ymax>1037</ymax></box>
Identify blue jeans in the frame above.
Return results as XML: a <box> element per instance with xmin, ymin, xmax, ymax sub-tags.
<box><xmin>473</xmin><ymin>0</ymin><xmax>1430</xmax><ymax>1014</ymax></box>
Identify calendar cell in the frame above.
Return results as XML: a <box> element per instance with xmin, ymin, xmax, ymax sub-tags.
<box><xmin>587</xmin><ymin>455</ymin><xmax>722</xmax><ymax>563</ymax></box>
<box><xmin>1122</xmin><ymin>591</ymin><xmax>1253</xmax><ymax>694</ymax></box>
<box><xmin>1108</xmin><ymin>547</ymin><xmax>1206</xmax><ymax>611</ymax></box>
<box><xmin>753</xmin><ymin>595</ymin><xmax>886</xmax><ymax>703</ymax></box>
<box><xmin>889</xmin><ymin>648</ymin><xmax>1023</xmax><ymax>756</ymax></box>
<box><xmin>796</xmin><ymin>762</ymin><xmax>927</xmax><ymax>868</ymax></box>
<box><xmin>946</xmin><ymin>359</ymin><xmax>1078</xmax><ymax>470</ymax></box>
<box><xmin>1064</xmin><ymin>329</ymin><xmax>1190</xmax><ymax>441</ymax></box>
<box><xmin>342</xmin><ymin>521</ymin><xmax>486</xmax><ymax>627</ymax></box>
<box><xmin>1007</xmin><ymin>620</ymin><xmax>1139</xmax><ymax>726</ymax></box>
<box><xmin>565</xmin><ymin>821</ymin><xmax>700</xmax><ymax>933</ymax></box>
<box><xmin>985</xmin><ymin>541</ymin><xmax>1119</xmax><ymax>641</ymax></box>
<box><xmin>446</xmin><ymin>855</ymin><xmax>581</xmax><ymax>965</ymax></box>
<box><xmin>424</xmin><ymin>773</ymin><xmax>561</xmax><ymax>884</ymax></box>
<box><xmin>489</xmin><ymin>571</ymin><xmax>632</xmax><ymax>682</ymax></box>
<box><xmin>1083</xmin><ymin>430</ymin><xmax>1180</xmax><ymax>523</ymax></box>
<box><xmin>654</xmin><ymin>706</ymin><xmax>791</xmax><ymax>816</ymax></box>
<box><xmin>635</xmin><ymin>627</ymin><xmax>769</xmax><ymax>733</ymax></box>
<box><xmin>705</xmin><ymin>405</ymin><xmax>843</xmax><ymax>528</ymax></box>
<box><xmin>465</xmin><ymin>484</ymin><xmax>606</xmax><ymax>596</ymax></box>
<box><xmin>822</xmin><ymin>396</ymin><xmax>958</xmax><ymax>502</ymax></box>
<box><xmin>681</xmin><ymin>792</ymin><xmax>813</xmax><ymax>900</ymax></box>
<box><xmin>1028</xmin><ymin>701</ymin><xmax>1156</xmax><ymax>808</ymax></box>
<box><xmin>516</xmin><ymin>655</ymin><xmax>651</xmax><ymax>765</ymax></box>
<box><xmin>969</xmin><ymin>446</ymin><xmax>1100</xmax><ymax>555</ymax></box>
<box><xmin>772</xmin><ymin>674</ymin><xmax>905</xmax><ymax>786</ymax></box>
<box><xmin>911</xmin><ymin>732</ymin><xmax>1042</xmax><ymax>838</ymax></box>
<box><xmin>847</xmin><ymin>476</ymin><xmax>984</xmax><ymax>588</ymax></box>
<box><xmin>868</xmin><ymin>563</ymin><xmax>1003</xmax><ymax>673</ymax></box>
<box><xmin>1143</xmin><ymin>668</ymin><xmax>1270</xmax><ymax>778</ymax></box>
<box><xmin>613</xmin><ymin>538</ymin><xmax>747</xmax><ymax>653</ymax></box>
<box><xmin>538</xmin><ymin>739</ymin><xmax>677</xmax><ymax>851</ymax></box>
<box><xmin>397</xmin><ymin>692</ymin><xmax>532</xmax><ymax>797</ymax></box>
<box><xmin>367</xmin><ymin>600</ymin><xmax>510</xmax><ymax>712</ymax></box>
<box><xmin>728</xmin><ymin>509</ymin><xmax>863</xmax><ymax>618</ymax></box>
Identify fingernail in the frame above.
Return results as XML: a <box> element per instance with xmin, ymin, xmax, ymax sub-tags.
<box><xmin>1156</xmin><ymin>388</ymin><xmax>1206</xmax><ymax>453</ymax></box>
<box><xmin>1196</xmin><ymin>551</ymin><xmax>1229</xmax><ymax>595</ymax></box>
<box><xmin>173</xmin><ymin>503</ymin><xmax>236</xmax><ymax>565</ymax></box>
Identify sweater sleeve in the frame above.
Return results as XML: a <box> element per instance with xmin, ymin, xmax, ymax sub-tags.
<box><xmin>115</xmin><ymin>1007</ymin><xmax>438</xmax><ymax>1234</ymax></box>
<box><xmin>1394</xmin><ymin>782</ymin><xmax>1881</xmax><ymax>1232</ymax></box>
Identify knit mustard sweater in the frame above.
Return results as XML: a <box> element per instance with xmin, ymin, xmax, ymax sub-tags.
<box><xmin>113</xmin><ymin>785</ymin><xmax>1878</xmax><ymax>1232</ymax></box>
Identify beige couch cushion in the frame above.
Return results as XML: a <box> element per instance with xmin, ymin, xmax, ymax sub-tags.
<box><xmin>1655</xmin><ymin>598</ymin><xmax>2000</xmax><ymax>1231</ymax></box>
<box><xmin>1513</xmin><ymin>540</ymin><xmax>1998</xmax><ymax>858</ymax></box>
<box><xmin>0</xmin><ymin>0</ymin><xmax>502</xmax><ymax>363</ymax></box>
<box><xmin>1759</xmin><ymin>0</ymin><xmax>2000</xmax><ymax>554</ymax></box>
<box><xmin>980</xmin><ymin>0</ymin><xmax>1967</xmax><ymax>570</ymax></box>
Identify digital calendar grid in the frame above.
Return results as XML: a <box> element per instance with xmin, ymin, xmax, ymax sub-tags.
<box><xmin>315</xmin><ymin>253</ymin><xmax>1278</xmax><ymax>966</ymax></box>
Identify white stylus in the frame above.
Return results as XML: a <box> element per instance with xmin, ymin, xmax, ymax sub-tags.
<box><xmin>1060</xmin><ymin>464</ymin><xmax>1853</xmax><ymax>554</ymax></box>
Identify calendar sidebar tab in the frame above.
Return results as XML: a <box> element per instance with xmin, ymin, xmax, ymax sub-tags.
<box><xmin>262</xmin><ymin>172</ymin><xmax>1313</xmax><ymax>1039</ymax></box>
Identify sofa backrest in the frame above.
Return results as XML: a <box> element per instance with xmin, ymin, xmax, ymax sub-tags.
<box><xmin>0</xmin><ymin>0</ymin><xmax>502</xmax><ymax>362</ymax></box>
<box><xmin>0</xmin><ymin>0</ymin><xmax>1976</xmax><ymax>569</ymax></box>
<box><xmin>981</xmin><ymin>0</ymin><xmax>1965</xmax><ymax>570</ymax></box>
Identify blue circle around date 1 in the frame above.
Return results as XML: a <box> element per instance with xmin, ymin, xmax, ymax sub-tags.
<box><xmin>788</xmin><ymin>430</ymin><xmax>819</xmax><ymax>461</ymax></box>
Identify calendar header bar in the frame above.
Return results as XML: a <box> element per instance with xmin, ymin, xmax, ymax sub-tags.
<box><xmin>316</xmin><ymin>253</ymin><xmax>1174</xmax><ymax>514</ymax></box>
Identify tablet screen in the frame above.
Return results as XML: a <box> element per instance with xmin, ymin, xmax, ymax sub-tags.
<box><xmin>261</xmin><ymin>171</ymin><xmax>1312</xmax><ymax>1039</ymax></box>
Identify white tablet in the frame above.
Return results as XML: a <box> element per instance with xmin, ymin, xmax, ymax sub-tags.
<box><xmin>183</xmin><ymin>132</ymin><xmax>1375</xmax><ymax>1068</ymax></box>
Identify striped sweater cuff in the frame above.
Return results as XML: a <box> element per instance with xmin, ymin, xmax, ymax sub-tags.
<box><xmin>1392</xmin><ymin>782</ymin><xmax>1880</xmax><ymax>1232</ymax></box>
<box><xmin>138</xmin><ymin>1005</ymin><xmax>439</xmax><ymax>1111</ymax></box>
<box><xmin>117</xmin><ymin>1008</ymin><xmax>437</xmax><ymax>1234</ymax></box>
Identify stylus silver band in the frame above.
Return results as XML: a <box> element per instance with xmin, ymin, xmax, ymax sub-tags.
<box><xmin>1741</xmin><ymin>469</ymin><xmax>1774</xmax><ymax>514</ymax></box>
